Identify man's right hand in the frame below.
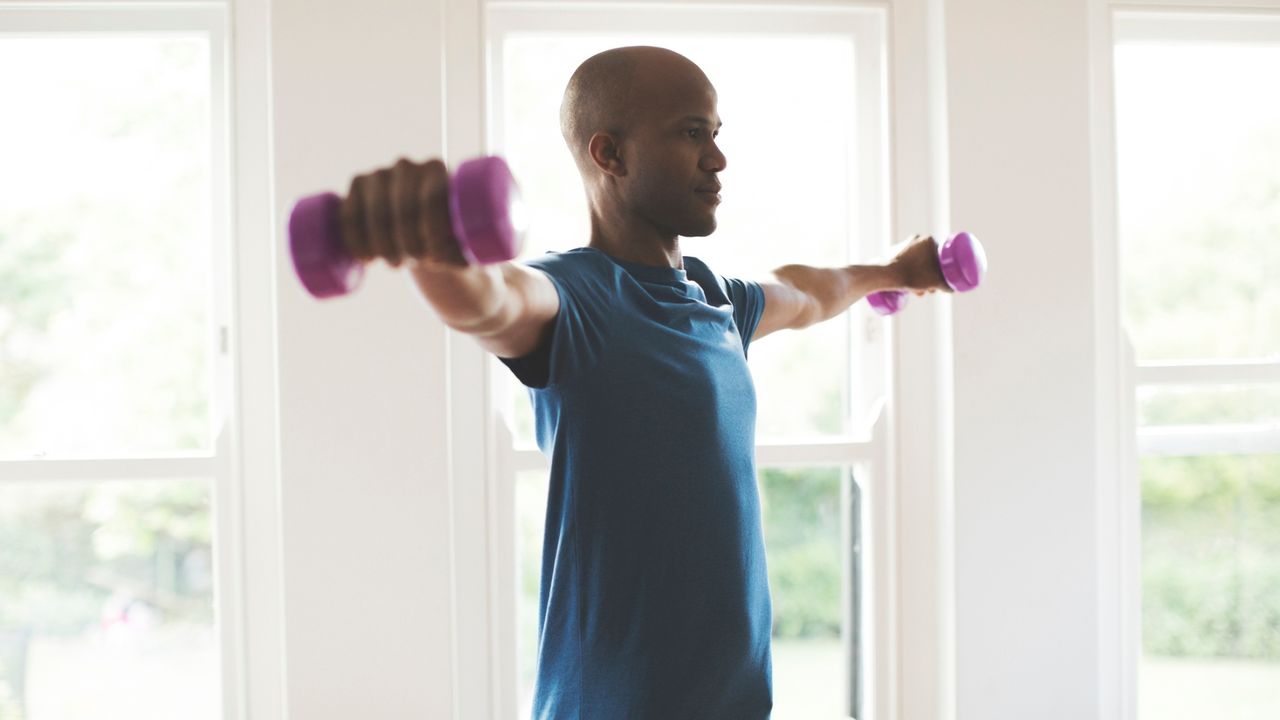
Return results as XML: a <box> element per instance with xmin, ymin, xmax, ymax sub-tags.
<box><xmin>342</xmin><ymin>157</ymin><xmax>469</xmax><ymax>270</ymax></box>
<box><xmin>343</xmin><ymin>157</ymin><xmax>559</xmax><ymax>359</ymax></box>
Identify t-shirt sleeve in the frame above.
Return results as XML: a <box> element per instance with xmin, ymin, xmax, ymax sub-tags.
<box><xmin>498</xmin><ymin>252</ymin><xmax>617</xmax><ymax>389</ymax></box>
<box><xmin>720</xmin><ymin>275</ymin><xmax>765</xmax><ymax>356</ymax></box>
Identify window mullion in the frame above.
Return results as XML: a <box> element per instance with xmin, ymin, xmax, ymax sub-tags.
<box><xmin>503</xmin><ymin>439</ymin><xmax>877</xmax><ymax>477</ymax></box>
<box><xmin>757</xmin><ymin>439</ymin><xmax>875</xmax><ymax>467</ymax></box>
<box><xmin>1135</xmin><ymin>360</ymin><xmax>1280</xmax><ymax>386</ymax></box>
<box><xmin>0</xmin><ymin>456</ymin><xmax>219</xmax><ymax>483</ymax></box>
<box><xmin>1137</xmin><ymin>424</ymin><xmax>1280</xmax><ymax>457</ymax></box>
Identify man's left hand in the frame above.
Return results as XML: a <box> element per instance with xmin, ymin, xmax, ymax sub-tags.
<box><xmin>889</xmin><ymin>235</ymin><xmax>951</xmax><ymax>295</ymax></box>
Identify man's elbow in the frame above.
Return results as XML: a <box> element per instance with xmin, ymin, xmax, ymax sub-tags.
<box><xmin>446</xmin><ymin>298</ymin><xmax>518</xmax><ymax>338</ymax></box>
<box><xmin>792</xmin><ymin>293</ymin><xmax>826</xmax><ymax>330</ymax></box>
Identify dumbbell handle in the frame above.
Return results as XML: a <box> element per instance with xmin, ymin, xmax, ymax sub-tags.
<box><xmin>288</xmin><ymin>156</ymin><xmax>525</xmax><ymax>299</ymax></box>
<box><xmin>866</xmin><ymin>231</ymin><xmax>987</xmax><ymax>315</ymax></box>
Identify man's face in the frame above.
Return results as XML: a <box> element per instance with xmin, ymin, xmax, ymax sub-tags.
<box><xmin>623</xmin><ymin>62</ymin><xmax>727</xmax><ymax>238</ymax></box>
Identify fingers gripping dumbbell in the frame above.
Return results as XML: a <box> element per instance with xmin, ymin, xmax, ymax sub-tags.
<box><xmin>866</xmin><ymin>231</ymin><xmax>988</xmax><ymax>315</ymax></box>
<box><xmin>288</xmin><ymin>155</ymin><xmax>528</xmax><ymax>299</ymax></box>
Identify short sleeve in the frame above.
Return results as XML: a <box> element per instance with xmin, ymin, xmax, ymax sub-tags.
<box><xmin>498</xmin><ymin>251</ymin><xmax>617</xmax><ymax>389</ymax></box>
<box><xmin>683</xmin><ymin>256</ymin><xmax>766</xmax><ymax>356</ymax></box>
<box><xmin>719</xmin><ymin>275</ymin><xmax>765</xmax><ymax>355</ymax></box>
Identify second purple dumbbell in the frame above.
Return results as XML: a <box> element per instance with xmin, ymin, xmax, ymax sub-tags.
<box><xmin>288</xmin><ymin>155</ymin><xmax>527</xmax><ymax>299</ymax></box>
<box><xmin>866</xmin><ymin>231</ymin><xmax>988</xmax><ymax>315</ymax></box>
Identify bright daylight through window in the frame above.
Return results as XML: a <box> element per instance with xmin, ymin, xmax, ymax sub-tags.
<box><xmin>0</xmin><ymin>36</ymin><xmax>220</xmax><ymax>720</ymax></box>
<box><xmin>1115</xmin><ymin>23</ymin><xmax>1280</xmax><ymax>720</ymax></box>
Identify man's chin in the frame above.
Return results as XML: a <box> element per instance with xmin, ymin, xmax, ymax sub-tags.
<box><xmin>681</xmin><ymin>217</ymin><xmax>718</xmax><ymax>238</ymax></box>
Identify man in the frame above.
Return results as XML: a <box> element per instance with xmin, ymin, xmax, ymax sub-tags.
<box><xmin>350</xmin><ymin>45</ymin><xmax>946</xmax><ymax>719</ymax></box>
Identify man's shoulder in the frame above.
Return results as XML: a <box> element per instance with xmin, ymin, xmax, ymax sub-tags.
<box><xmin>524</xmin><ymin>247</ymin><xmax>618</xmax><ymax>282</ymax></box>
<box><xmin>522</xmin><ymin>248</ymin><xmax>628</xmax><ymax>311</ymax></box>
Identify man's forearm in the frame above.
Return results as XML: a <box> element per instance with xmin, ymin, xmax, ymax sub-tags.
<box><xmin>772</xmin><ymin>263</ymin><xmax>904</xmax><ymax>327</ymax></box>
<box><xmin>407</xmin><ymin>260</ymin><xmax>560</xmax><ymax>359</ymax></box>
<box><xmin>408</xmin><ymin>261</ymin><xmax>511</xmax><ymax>334</ymax></box>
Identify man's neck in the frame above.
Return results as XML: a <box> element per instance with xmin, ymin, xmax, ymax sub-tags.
<box><xmin>587</xmin><ymin>213</ymin><xmax>683</xmax><ymax>270</ymax></box>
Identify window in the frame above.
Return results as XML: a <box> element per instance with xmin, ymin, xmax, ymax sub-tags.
<box><xmin>484</xmin><ymin>3</ymin><xmax>890</xmax><ymax>717</ymax></box>
<box><xmin>1114</xmin><ymin>12</ymin><xmax>1280</xmax><ymax>720</ymax></box>
<box><xmin>0</xmin><ymin>5</ymin><xmax>240</xmax><ymax>719</ymax></box>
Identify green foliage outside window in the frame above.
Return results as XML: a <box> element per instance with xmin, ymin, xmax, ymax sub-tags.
<box><xmin>1142</xmin><ymin>455</ymin><xmax>1280</xmax><ymax>660</ymax></box>
<box><xmin>760</xmin><ymin>468</ymin><xmax>843</xmax><ymax>640</ymax></box>
<box><xmin>0</xmin><ymin>483</ymin><xmax>213</xmax><ymax>634</ymax></box>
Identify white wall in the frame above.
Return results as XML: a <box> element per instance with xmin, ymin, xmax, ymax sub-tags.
<box><xmin>266</xmin><ymin>0</ymin><xmax>1110</xmax><ymax>718</ymax></box>
<box><xmin>946</xmin><ymin>1</ymin><xmax>1101</xmax><ymax>718</ymax></box>
<box><xmin>271</xmin><ymin>0</ymin><xmax>456</xmax><ymax>716</ymax></box>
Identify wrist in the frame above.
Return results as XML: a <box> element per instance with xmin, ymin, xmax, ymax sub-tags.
<box><xmin>873</xmin><ymin>261</ymin><xmax>906</xmax><ymax>291</ymax></box>
<box><xmin>843</xmin><ymin>263</ymin><xmax>905</xmax><ymax>300</ymax></box>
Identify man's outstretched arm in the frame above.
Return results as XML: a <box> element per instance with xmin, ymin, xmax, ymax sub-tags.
<box><xmin>346</xmin><ymin>157</ymin><xmax>561</xmax><ymax>359</ymax></box>
<box><xmin>751</xmin><ymin>235</ymin><xmax>949</xmax><ymax>342</ymax></box>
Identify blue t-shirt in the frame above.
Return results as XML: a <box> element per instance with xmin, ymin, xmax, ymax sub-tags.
<box><xmin>500</xmin><ymin>247</ymin><xmax>773</xmax><ymax>720</ymax></box>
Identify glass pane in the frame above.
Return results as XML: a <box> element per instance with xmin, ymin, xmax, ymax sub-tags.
<box><xmin>0</xmin><ymin>480</ymin><xmax>218</xmax><ymax>720</ymax></box>
<box><xmin>1138</xmin><ymin>384</ymin><xmax>1280</xmax><ymax>427</ymax></box>
<box><xmin>515</xmin><ymin>467</ymin><xmax>855</xmax><ymax>718</ymax></box>
<box><xmin>760</xmin><ymin>467</ymin><xmax>846</xmax><ymax>719</ymax></box>
<box><xmin>1115</xmin><ymin>42</ymin><xmax>1280</xmax><ymax>362</ymax></box>
<box><xmin>0</xmin><ymin>38</ymin><xmax>214</xmax><ymax>459</ymax></box>
<box><xmin>516</xmin><ymin>471</ymin><xmax>548</xmax><ymax>717</ymax></box>
<box><xmin>1139</xmin><ymin>454</ymin><xmax>1280</xmax><ymax>720</ymax></box>
<box><xmin>497</xmin><ymin>35</ymin><xmax>858</xmax><ymax>442</ymax></box>
<box><xmin>509</xmin><ymin>385</ymin><xmax>537</xmax><ymax>450</ymax></box>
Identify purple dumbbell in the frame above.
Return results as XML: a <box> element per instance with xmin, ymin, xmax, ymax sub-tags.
<box><xmin>866</xmin><ymin>231</ymin><xmax>987</xmax><ymax>315</ymax></box>
<box><xmin>288</xmin><ymin>155</ymin><xmax>527</xmax><ymax>299</ymax></box>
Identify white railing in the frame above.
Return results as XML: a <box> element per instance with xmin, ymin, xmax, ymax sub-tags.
<box><xmin>1132</xmin><ymin>359</ymin><xmax>1280</xmax><ymax>458</ymax></box>
<box><xmin>1134</xmin><ymin>359</ymin><xmax>1280</xmax><ymax>386</ymax></box>
<box><xmin>1138</xmin><ymin>424</ymin><xmax>1280</xmax><ymax>456</ymax></box>
<box><xmin>507</xmin><ymin>433</ymin><xmax>883</xmax><ymax>473</ymax></box>
<box><xmin>0</xmin><ymin>456</ymin><xmax>220</xmax><ymax>483</ymax></box>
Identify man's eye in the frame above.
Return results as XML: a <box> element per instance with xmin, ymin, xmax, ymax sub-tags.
<box><xmin>687</xmin><ymin>129</ymin><xmax>701</xmax><ymax>139</ymax></box>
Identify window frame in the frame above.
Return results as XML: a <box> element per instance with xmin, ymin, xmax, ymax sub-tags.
<box><xmin>439</xmin><ymin>2</ymin><xmax>952</xmax><ymax>719</ymax></box>
<box><xmin>1111</xmin><ymin>8</ymin><xmax>1280</xmax><ymax>459</ymax></box>
<box><xmin>0</xmin><ymin>1</ymin><xmax>285</xmax><ymax>718</ymax></box>
<box><xmin>1094</xmin><ymin>5</ymin><xmax>1280</xmax><ymax>720</ymax></box>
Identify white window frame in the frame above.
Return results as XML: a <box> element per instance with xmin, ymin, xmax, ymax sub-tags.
<box><xmin>441</xmin><ymin>2</ymin><xmax>952</xmax><ymax>719</ymax></box>
<box><xmin>1091</xmin><ymin>4</ymin><xmax>1280</xmax><ymax>720</ymax></box>
<box><xmin>0</xmin><ymin>1</ymin><xmax>285</xmax><ymax>718</ymax></box>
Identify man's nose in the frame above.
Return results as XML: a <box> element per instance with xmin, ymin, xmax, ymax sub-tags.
<box><xmin>701</xmin><ymin>140</ymin><xmax>727</xmax><ymax>173</ymax></box>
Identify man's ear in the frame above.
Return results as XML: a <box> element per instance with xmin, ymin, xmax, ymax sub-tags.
<box><xmin>587</xmin><ymin>132</ymin><xmax>627</xmax><ymax>177</ymax></box>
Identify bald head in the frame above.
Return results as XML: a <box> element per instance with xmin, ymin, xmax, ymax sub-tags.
<box><xmin>560</xmin><ymin>46</ymin><xmax>713</xmax><ymax>173</ymax></box>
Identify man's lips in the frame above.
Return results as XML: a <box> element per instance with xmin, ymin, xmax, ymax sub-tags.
<box><xmin>696</xmin><ymin>184</ymin><xmax>722</xmax><ymax>204</ymax></box>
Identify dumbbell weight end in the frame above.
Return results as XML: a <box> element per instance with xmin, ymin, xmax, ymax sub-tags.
<box><xmin>288</xmin><ymin>192</ymin><xmax>365</xmax><ymax>300</ymax></box>
<box><xmin>448</xmin><ymin>155</ymin><xmax>526</xmax><ymax>266</ymax></box>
